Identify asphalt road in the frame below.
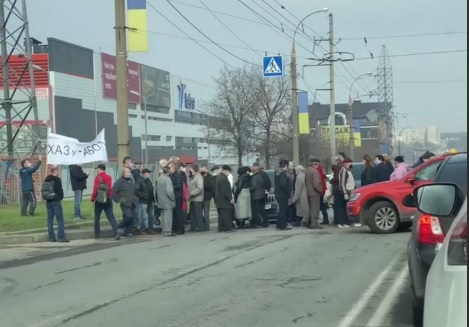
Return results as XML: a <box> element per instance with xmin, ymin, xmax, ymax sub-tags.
<box><xmin>0</xmin><ymin>226</ymin><xmax>414</xmax><ymax>327</ymax></box>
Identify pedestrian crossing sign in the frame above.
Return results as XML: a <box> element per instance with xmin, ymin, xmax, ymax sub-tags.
<box><xmin>263</xmin><ymin>56</ymin><xmax>283</xmax><ymax>78</ymax></box>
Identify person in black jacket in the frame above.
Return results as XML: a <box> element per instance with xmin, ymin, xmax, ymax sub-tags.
<box><xmin>200</xmin><ymin>165</ymin><xmax>214</xmax><ymax>231</ymax></box>
<box><xmin>69</xmin><ymin>164</ymin><xmax>89</xmax><ymax>220</ymax></box>
<box><xmin>375</xmin><ymin>155</ymin><xmax>392</xmax><ymax>182</ymax></box>
<box><xmin>169</xmin><ymin>161</ymin><xmax>185</xmax><ymax>235</ymax></box>
<box><xmin>250</xmin><ymin>165</ymin><xmax>269</xmax><ymax>228</ymax></box>
<box><xmin>44</xmin><ymin>167</ymin><xmax>68</xmax><ymax>243</ymax></box>
<box><xmin>361</xmin><ymin>154</ymin><xmax>378</xmax><ymax>186</ymax></box>
<box><xmin>135</xmin><ymin>168</ymin><xmax>156</xmax><ymax>234</ymax></box>
<box><xmin>275</xmin><ymin>159</ymin><xmax>293</xmax><ymax>231</ymax></box>
<box><xmin>214</xmin><ymin>165</ymin><xmax>236</xmax><ymax>233</ymax></box>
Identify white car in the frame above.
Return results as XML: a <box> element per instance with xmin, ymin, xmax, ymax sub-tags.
<box><xmin>423</xmin><ymin>198</ymin><xmax>467</xmax><ymax>327</ymax></box>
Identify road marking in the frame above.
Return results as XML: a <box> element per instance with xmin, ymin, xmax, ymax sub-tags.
<box><xmin>366</xmin><ymin>265</ymin><xmax>409</xmax><ymax>326</ymax></box>
<box><xmin>337</xmin><ymin>254</ymin><xmax>401</xmax><ymax>327</ymax></box>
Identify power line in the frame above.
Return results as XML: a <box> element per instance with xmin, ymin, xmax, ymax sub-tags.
<box><xmin>354</xmin><ymin>49</ymin><xmax>467</xmax><ymax>60</ymax></box>
<box><xmin>164</xmin><ymin>0</ymin><xmax>260</xmax><ymax>66</ymax></box>
<box><xmin>146</xmin><ymin>2</ymin><xmax>234</xmax><ymax>68</ymax></box>
<box><xmin>394</xmin><ymin>79</ymin><xmax>467</xmax><ymax>84</ymax></box>
<box><xmin>198</xmin><ymin>0</ymin><xmax>260</xmax><ymax>57</ymax></box>
<box><xmin>341</xmin><ymin>31</ymin><xmax>468</xmax><ymax>40</ymax></box>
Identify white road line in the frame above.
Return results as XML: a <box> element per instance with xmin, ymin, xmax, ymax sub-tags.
<box><xmin>366</xmin><ymin>265</ymin><xmax>409</xmax><ymax>326</ymax></box>
<box><xmin>337</xmin><ymin>254</ymin><xmax>401</xmax><ymax>327</ymax></box>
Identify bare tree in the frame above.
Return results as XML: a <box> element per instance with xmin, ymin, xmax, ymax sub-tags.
<box><xmin>250</xmin><ymin>68</ymin><xmax>291</xmax><ymax>169</ymax></box>
<box><xmin>208</xmin><ymin>66</ymin><xmax>257</xmax><ymax>166</ymax></box>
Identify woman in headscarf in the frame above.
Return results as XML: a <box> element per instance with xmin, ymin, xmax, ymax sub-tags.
<box><xmin>292</xmin><ymin>165</ymin><xmax>308</xmax><ymax>226</ymax></box>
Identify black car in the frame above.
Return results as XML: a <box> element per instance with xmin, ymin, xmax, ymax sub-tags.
<box><xmin>265</xmin><ymin>170</ymin><xmax>279</xmax><ymax>220</ymax></box>
<box><xmin>405</xmin><ymin>153</ymin><xmax>467</xmax><ymax>326</ymax></box>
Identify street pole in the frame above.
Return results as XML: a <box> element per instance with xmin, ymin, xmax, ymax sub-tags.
<box><xmin>348</xmin><ymin>72</ymin><xmax>372</xmax><ymax>160</ymax></box>
<box><xmin>0</xmin><ymin>3</ymin><xmax>14</xmax><ymax>158</ymax></box>
<box><xmin>143</xmin><ymin>96</ymin><xmax>148</xmax><ymax>165</ymax></box>
<box><xmin>329</xmin><ymin>13</ymin><xmax>336</xmax><ymax>161</ymax></box>
<box><xmin>291</xmin><ymin>8</ymin><xmax>328</xmax><ymax>165</ymax></box>
<box><xmin>115</xmin><ymin>0</ymin><xmax>130</xmax><ymax>166</ymax></box>
<box><xmin>347</xmin><ymin>95</ymin><xmax>355</xmax><ymax>160</ymax></box>
<box><xmin>291</xmin><ymin>44</ymin><xmax>300</xmax><ymax>165</ymax></box>
<box><xmin>206</xmin><ymin>115</ymin><xmax>212</xmax><ymax>165</ymax></box>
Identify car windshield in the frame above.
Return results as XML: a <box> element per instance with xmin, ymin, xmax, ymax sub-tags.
<box><xmin>435</xmin><ymin>157</ymin><xmax>468</xmax><ymax>196</ymax></box>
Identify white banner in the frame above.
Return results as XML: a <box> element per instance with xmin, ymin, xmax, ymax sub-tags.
<box><xmin>47</xmin><ymin>129</ymin><xmax>108</xmax><ymax>165</ymax></box>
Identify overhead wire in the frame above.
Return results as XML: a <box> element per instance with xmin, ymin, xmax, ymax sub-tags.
<box><xmin>341</xmin><ymin>31</ymin><xmax>468</xmax><ymax>40</ymax></box>
<box><xmin>253</xmin><ymin>0</ymin><xmax>363</xmax><ymax>95</ymax></box>
<box><xmin>198</xmin><ymin>0</ymin><xmax>260</xmax><ymax>57</ymax></box>
<box><xmin>146</xmin><ymin>1</ymin><xmax>234</xmax><ymax>68</ymax></box>
<box><xmin>354</xmin><ymin>49</ymin><xmax>467</xmax><ymax>60</ymax></box>
<box><xmin>164</xmin><ymin>0</ymin><xmax>260</xmax><ymax>66</ymax></box>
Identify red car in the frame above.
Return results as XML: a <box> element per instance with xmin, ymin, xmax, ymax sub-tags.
<box><xmin>346</xmin><ymin>155</ymin><xmax>448</xmax><ymax>234</ymax></box>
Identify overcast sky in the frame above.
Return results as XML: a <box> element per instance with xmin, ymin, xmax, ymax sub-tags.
<box><xmin>27</xmin><ymin>0</ymin><xmax>467</xmax><ymax>132</ymax></box>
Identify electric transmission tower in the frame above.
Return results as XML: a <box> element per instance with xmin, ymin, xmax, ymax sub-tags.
<box><xmin>0</xmin><ymin>0</ymin><xmax>39</xmax><ymax>159</ymax></box>
<box><xmin>376</xmin><ymin>45</ymin><xmax>394</xmax><ymax>154</ymax></box>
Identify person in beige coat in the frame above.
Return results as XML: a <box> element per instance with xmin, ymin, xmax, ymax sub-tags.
<box><xmin>188</xmin><ymin>164</ymin><xmax>205</xmax><ymax>232</ymax></box>
<box><xmin>292</xmin><ymin>165</ymin><xmax>309</xmax><ymax>222</ymax></box>
<box><xmin>303</xmin><ymin>158</ymin><xmax>324</xmax><ymax>229</ymax></box>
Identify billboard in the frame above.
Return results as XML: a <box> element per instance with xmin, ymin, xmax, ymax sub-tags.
<box><xmin>101</xmin><ymin>53</ymin><xmax>140</xmax><ymax>103</ymax></box>
<box><xmin>140</xmin><ymin>64</ymin><xmax>171</xmax><ymax>108</ymax></box>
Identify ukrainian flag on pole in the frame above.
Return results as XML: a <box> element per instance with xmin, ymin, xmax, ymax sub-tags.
<box><xmin>298</xmin><ymin>92</ymin><xmax>310</xmax><ymax>135</ymax></box>
<box><xmin>127</xmin><ymin>0</ymin><xmax>149</xmax><ymax>52</ymax></box>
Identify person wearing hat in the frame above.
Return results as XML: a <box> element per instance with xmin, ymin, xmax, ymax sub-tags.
<box><xmin>214</xmin><ymin>165</ymin><xmax>236</xmax><ymax>233</ymax></box>
<box><xmin>336</xmin><ymin>158</ymin><xmax>355</xmax><ymax>228</ymax></box>
<box><xmin>156</xmin><ymin>166</ymin><xmax>176</xmax><ymax>237</ymax></box>
<box><xmin>91</xmin><ymin>164</ymin><xmax>120</xmax><ymax>240</ymax></box>
<box><xmin>302</xmin><ymin>158</ymin><xmax>324</xmax><ymax>230</ymax></box>
<box><xmin>135</xmin><ymin>168</ymin><xmax>156</xmax><ymax>234</ymax></box>
<box><xmin>275</xmin><ymin>160</ymin><xmax>293</xmax><ymax>231</ymax></box>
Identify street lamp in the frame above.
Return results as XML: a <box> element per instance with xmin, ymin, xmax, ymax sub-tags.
<box><xmin>290</xmin><ymin>7</ymin><xmax>329</xmax><ymax>165</ymax></box>
<box><xmin>398</xmin><ymin>125</ymin><xmax>413</xmax><ymax>155</ymax></box>
<box><xmin>195</xmin><ymin>109</ymin><xmax>211</xmax><ymax>165</ymax></box>
<box><xmin>347</xmin><ymin>72</ymin><xmax>373</xmax><ymax>160</ymax></box>
<box><xmin>130</xmin><ymin>90</ymin><xmax>148</xmax><ymax>164</ymax></box>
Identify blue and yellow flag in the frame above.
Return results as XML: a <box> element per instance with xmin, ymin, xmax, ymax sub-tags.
<box><xmin>127</xmin><ymin>0</ymin><xmax>149</xmax><ymax>52</ymax></box>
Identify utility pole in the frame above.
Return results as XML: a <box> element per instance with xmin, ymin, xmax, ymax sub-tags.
<box><xmin>328</xmin><ymin>13</ymin><xmax>336</xmax><ymax>160</ymax></box>
<box><xmin>115</xmin><ymin>0</ymin><xmax>130</xmax><ymax>166</ymax></box>
<box><xmin>291</xmin><ymin>43</ymin><xmax>300</xmax><ymax>165</ymax></box>
<box><xmin>347</xmin><ymin>97</ymin><xmax>355</xmax><ymax>159</ymax></box>
<box><xmin>0</xmin><ymin>3</ymin><xmax>14</xmax><ymax>158</ymax></box>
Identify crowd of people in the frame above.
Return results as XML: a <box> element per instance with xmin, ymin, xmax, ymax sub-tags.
<box><xmin>17</xmin><ymin>149</ymin><xmax>441</xmax><ymax>242</ymax></box>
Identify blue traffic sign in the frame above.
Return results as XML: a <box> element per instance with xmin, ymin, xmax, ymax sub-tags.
<box><xmin>263</xmin><ymin>56</ymin><xmax>283</xmax><ymax>78</ymax></box>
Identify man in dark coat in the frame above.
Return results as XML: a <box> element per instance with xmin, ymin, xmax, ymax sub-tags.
<box><xmin>274</xmin><ymin>159</ymin><xmax>292</xmax><ymax>231</ymax></box>
<box><xmin>69</xmin><ymin>164</ymin><xmax>89</xmax><ymax>220</ymax></box>
<box><xmin>135</xmin><ymin>168</ymin><xmax>156</xmax><ymax>234</ymax></box>
<box><xmin>214</xmin><ymin>165</ymin><xmax>236</xmax><ymax>233</ymax></box>
<box><xmin>250</xmin><ymin>165</ymin><xmax>268</xmax><ymax>228</ymax></box>
<box><xmin>19</xmin><ymin>154</ymin><xmax>42</xmax><ymax>216</ymax></box>
<box><xmin>169</xmin><ymin>161</ymin><xmax>185</xmax><ymax>235</ymax></box>
<box><xmin>375</xmin><ymin>155</ymin><xmax>392</xmax><ymax>182</ymax></box>
<box><xmin>200</xmin><ymin>165</ymin><xmax>214</xmax><ymax>231</ymax></box>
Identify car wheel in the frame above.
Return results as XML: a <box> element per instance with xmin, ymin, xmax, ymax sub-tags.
<box><xmin>412</xmin><ymin>295</ymin><xmax>424</xmax><ymax>327</ymax></box>
<box><xmin>367</xmin><ymin>201</ymin><xmax>400</xmax><ymax>234</ymax></box>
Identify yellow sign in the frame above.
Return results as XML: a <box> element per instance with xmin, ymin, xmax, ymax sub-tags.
<box><xmin>321</xmin><ymin>125</ymin><xmax>351</xmax><ymax>144</ymax></box>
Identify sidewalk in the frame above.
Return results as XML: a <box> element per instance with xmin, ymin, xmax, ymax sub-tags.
<box><xmin>0</xmin><ymin>211</ymin><xmax>220</xmax><ymax>245</ymax></box>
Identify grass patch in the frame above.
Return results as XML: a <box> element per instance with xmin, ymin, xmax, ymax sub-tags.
<box><xmin>0</xmin><ymin>200</ymin><xmax>95</xmax><ymax>233</ymax></box>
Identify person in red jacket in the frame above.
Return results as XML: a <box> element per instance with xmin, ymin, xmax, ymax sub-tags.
<box><xmin>92</xmin><ymin>164</ymin><xmax>120</xmax><ymax>240</ymax></box>
<box><xmin>317</xmin><ymin>163</ymin><xmax>330</xmax><ymax>225</ymax></box>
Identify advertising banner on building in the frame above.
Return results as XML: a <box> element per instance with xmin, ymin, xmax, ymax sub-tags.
<box><xmin>140</xmin><ymin>64</ymin><xmax>171</xmax><ymax>108</ymax></box>
<box><xmin>101</xmin><ymin>53</ymin><xmax>140</xmax><ymax>103</ymax></box>
<box><xmin>47</xmin><ymin>129</ymin><xmax>107</xmax><ymax>165</ymax></box>
<box><xmin>176</xmin><ymin>81</ymin><xmax>196</xmax><ymax>111</ymax></box>
<box><xmin>321</xmin><ymin>125</ymin><xmax>352</xmax><ymax>145</ymax></box>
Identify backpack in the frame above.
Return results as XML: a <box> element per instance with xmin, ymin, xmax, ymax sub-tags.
<box><xmin>41</xmin><ymin>181</ymin><xmax>57</xmax><ymax>201</ymax></box>
<box><xmin>95</xmin><ymin>176</ymin><xmax>109</xmax><ymax>204</ymax></box>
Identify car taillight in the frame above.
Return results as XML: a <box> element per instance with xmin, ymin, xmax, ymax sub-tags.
<box><xmin>447</xmin><ymin>216</ymin><xmax>467</xmax><ymax>266</ymax></box>
<box><xmin>418</xmin><ymin>214</ymin><xmax>445</xmax><ymax>245</ymax></box>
